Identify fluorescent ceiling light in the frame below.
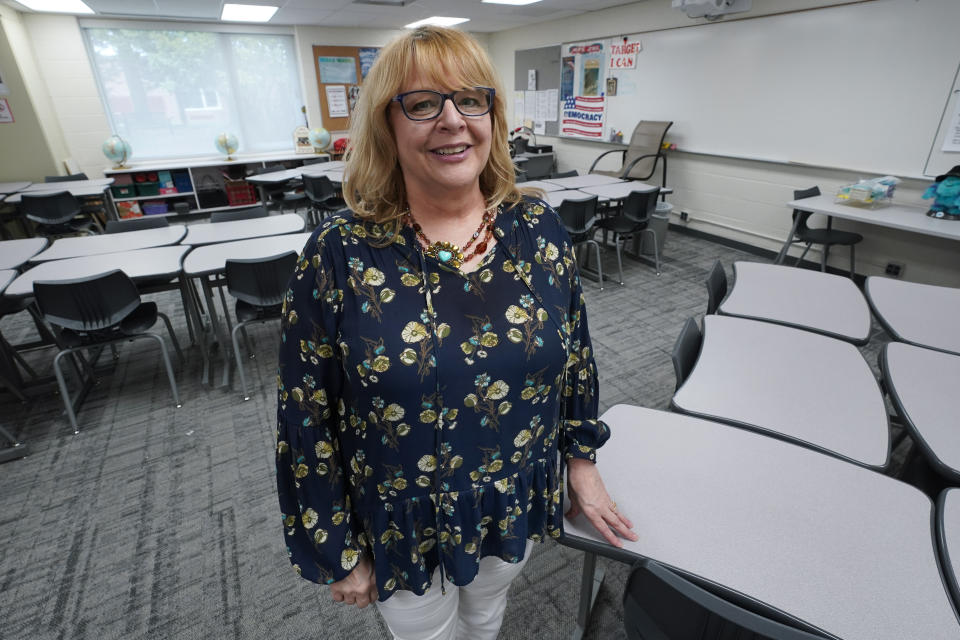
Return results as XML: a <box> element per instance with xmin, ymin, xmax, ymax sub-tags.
<box><xmin>221</xmin><ymin>3</ymin><xmax>279</xmax><ymax>22</ymax></box>
<box><xmin>482</xmin><ymin>0</ymin><xmax>542</xmax><ymax>5</ymax></box>
<box><xmin>404</xmin><ymin>16</ymin><xmax>470</xmax><ymax>28</ymax></box>
<box><xmin>16</xmin><ymin>0</ymin><xmax>93</xmax><ymax>13</ymax></box>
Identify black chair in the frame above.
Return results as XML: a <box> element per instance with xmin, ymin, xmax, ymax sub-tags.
<box><xmin>302</xmin><ymin>174</ymin><xmax>346</xmax><ymax>226</ymax></box>
<box><xmin>209</xmin><ymin>205</ymin><xmax>268</xmax><ymax>223</ymax></box>
<box><xmin>551</xmin><ymin>170</ymin><xmax>579</xmax><ymax>179</ymax></box>
<box><xmin>517</xmin><ymin>154</ymin><xmax>554</xmax><ymax>181</ymax></box>
<box><xmin>705</xmin><ymin>260</ymin><xmax>727</xmax><ymax>315</ymax></box>
<box><xmin>671</xmin><ymin>316</ymin><xmax>702</xmax><ymax>391</ymax></box>
<box><xmin>225</xmin><ymin>251</ymin><xmax>298</xmax><ymax>401</ymax></box>
<box><xmin>44</xmin><ymin>173</ymin><xmax>89</xmax><ymax>182</ymax></box>
<box><xmin>105</xmin><ymin>217</ymin><xmax>170</xmax><ymax>233</ymax></box>
<box><xmin>776</xmin><ymin>186</ymin><xmax>862</xmax><ymax>277</ymax></box>
<box><xmin>595</xmin><ymin>188</ymin><xmax>661</xmax><ymax>282</ymax></box>
<box><xmin>252</xmin><ymin>165</ymin><xmax>307</xmax><ymax>213</ymax></box>
<box><xmin>19</xmin><ymin>191</ymin><xmax>101</xmax><ymax>237</ymax></box>
<box><xmin>556</xmin><ymin>195</ymin><xmax>604</xmax><ymax>291</ymax></box>
<box><xmin>624</xmin><ymin>559</ymin><xmax>827</xmax><ymax>640</ymax></box>
<box><xmin>32</xmin><ymin>270</ymin><xmax>182</xmax><ymax>434</ymax></box>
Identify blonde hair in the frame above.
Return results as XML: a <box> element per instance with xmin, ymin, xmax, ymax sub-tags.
<box><xmin>344</xmin><ymin>26</ymin><xmax>524</xmax><ymax>236</ymax></box>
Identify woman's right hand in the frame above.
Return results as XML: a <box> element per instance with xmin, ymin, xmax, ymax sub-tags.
<box><xmin>329</xmin><ymin>554</ymin><xmax>378</xmax><ymax>608</ymax></box>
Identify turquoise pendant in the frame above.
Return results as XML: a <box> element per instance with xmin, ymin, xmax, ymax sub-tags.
<box><xmin>425</xmin><ymin>241</ymin><xmax>464</xmax><ymax>268</ymax></box>
<box><xmin>437</xmin><ymin>250</ymin><xmax>453</xmax><ymax>263</ymax></box>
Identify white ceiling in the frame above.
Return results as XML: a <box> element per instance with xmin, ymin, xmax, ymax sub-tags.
<box><xmin>4</xmin><ymin>0</ymin><xmax>641</xmax><ymax>32</ymax></box>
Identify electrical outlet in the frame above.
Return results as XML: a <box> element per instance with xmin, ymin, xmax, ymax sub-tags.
<box><xmin>885</xmin><ymin>262</ymin><xmax>904</xmax><ymax>278</ymax></box>
<box><xmin>680</xmin><ymin>211</ymin><xmax>689</xmax><ymax>222</ymax></box>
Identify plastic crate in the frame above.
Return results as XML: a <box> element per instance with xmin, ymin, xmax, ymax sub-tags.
<box><xmin>111</xmin><ymin>184</ymin><xmax>136</xmax><ymax>198</ymax></box>
<box><xmin>225</xmin><ymin>181</ymin><xmax>257</xmax><ymax>206</ymax></box>
<box><xmin>137</xmin><ymin>181</ymin><xmax>160</xmax><ymax>196</ymax></box>
<box><xmin>142</xmin><ymin>202</ymin><xmax>169</xmax><ymax>215</ymax></box>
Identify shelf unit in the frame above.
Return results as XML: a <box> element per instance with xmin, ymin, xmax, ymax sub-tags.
<box><xmin>104</xmin><ymin>151</ymin><xmax>328</xmax><ymax>218</ymax></box>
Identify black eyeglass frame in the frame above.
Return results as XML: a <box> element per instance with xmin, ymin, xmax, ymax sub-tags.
<box><xmin>390</xmin><ymin>86</ymin><xmax>496</xmax><ymax>121</ymax></box>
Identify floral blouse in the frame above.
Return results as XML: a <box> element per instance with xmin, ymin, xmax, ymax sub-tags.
<box><xmin>275</xmin><ymin>196</ymin><xmax>609</xmax><ymax>600</ymax></box>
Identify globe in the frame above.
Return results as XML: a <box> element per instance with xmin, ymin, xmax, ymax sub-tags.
<box><xmin>102</xmin><ymin>135</ymin><xmax>132</xmax><ymax>168</ymax></box>
<box><xmin>214</xmin><ymin>132</ymin><xmax>239</xmax><ymax>160</ymax></box>
<box><xmin>308</xmin><ymin>127</ymin><xmax>331</xmax><ymax>152</ymax></box>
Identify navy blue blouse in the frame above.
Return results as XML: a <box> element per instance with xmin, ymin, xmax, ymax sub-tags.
<box><xmin>275</xmin><ymin>197</ymin><xmax>609</xmax><ymax>600</ymax></box>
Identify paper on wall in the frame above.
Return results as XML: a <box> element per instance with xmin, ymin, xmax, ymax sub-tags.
<box><xmin>514</xmin><ymin>92</ymin><xmax>525</xmax><ymax>127</ymax></box>
<box><xmin>325</xmin><ymin>85</ymin><xmax>349</xmax><ymax>118</ymax></box>
<box><xmin>942</xmin><ymin>94</ymin><xmax>960</xmax><ymax>153</ymax></box>
<box><xmin>534</xmin><ymin>120</ymin><xmax>545</xmax><ymax>135</ymax></box>
<box><xmin>535</xmin><ymin>91</ymin><xmax>551</xmax><ymax>122</ymax></box>
<box><xmin>524</xmin><ymin>91</ymin><xmax>536</xmax><ymax>120</ymax></box>
<box><xmin>544</xmin><ymin>89</ymin><xmax>558</xmax><ymax>122</ymax></box>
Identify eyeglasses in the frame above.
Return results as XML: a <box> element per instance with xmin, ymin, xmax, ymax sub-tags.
<box><xmin>391</xmin><ymin>87</ymin><xmax>495</xmax><ymax>121</ymax></box>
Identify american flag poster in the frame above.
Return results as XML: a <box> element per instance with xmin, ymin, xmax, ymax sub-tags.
<box><xmin>561</xmin><ymin>95</ymin><xmax>605</xmax><ymax>139</ymax></box>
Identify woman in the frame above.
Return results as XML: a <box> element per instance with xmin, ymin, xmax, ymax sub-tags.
<box><xmin>275</xmin><ymin>26</ymin><xmax>636</xmax><ymax>640</ymax></box>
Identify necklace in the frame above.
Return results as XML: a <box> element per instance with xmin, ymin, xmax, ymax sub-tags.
<box><xmin>405</xmin><ymin>206</ymin><xmax>498</xmax><ymax>269</ymax></box>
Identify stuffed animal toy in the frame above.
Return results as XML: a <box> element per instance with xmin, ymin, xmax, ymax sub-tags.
<box><xmin>923</xmin><ymin>165</ymin><xmax>960</xmax><ymax>220</ymax></box>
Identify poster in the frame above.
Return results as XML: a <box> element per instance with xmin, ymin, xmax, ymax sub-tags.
<box><xmin>561</xmin><ymin>95</ymin><xmax>605</xmax><ymax>139</ymax></box>
<box><xmin>544</xmin><ymin>89</ymin><xmax>559</xmax><ymax>122</ymax></box>
<box><xmin>0</xmin><ymin>65</ymin><xmax>8</xmax><ymax>96</ymax></box>
<box><xmin>0</xmin><ymin>98</ymin><xmax>13</xmax><ymax>123</ymax></box>
<box><xmin>560</xmin><ymin>56</ymin><xmax>575</xmax><ymax>100</ymax></box>
<box><xmin>608</xmin><ymin>40</ymin><xmax>641</xmax><ymax>69</ymax></box>
<box><xmin>358</xmin><ymin>48</ymin><xmax>380</xmax><ymax>78</ymax></box>
<box><xmin>317</xmin><ymin>56</ymin><xmax>357</xmax><ymax>84</ymax></box>
<box><xmin>325</xmin><ymin>85</ymin><xmax>349</xmax><ymax>118</ymax></box>
<box><xmin>941</xmin><ymin>95</ymin><xmax>960</xmax><ymax>153</ymax></box>
<box><xmin>527</xmin><ymin>69</ymin><xmax>537</xmax><ymax>91</ymax></box>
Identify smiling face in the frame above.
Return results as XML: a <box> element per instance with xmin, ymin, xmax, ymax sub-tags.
<box><xmin>389</xmin><ymin>70</ymin><xmax>492</xmax><ymax>201</ymax></box>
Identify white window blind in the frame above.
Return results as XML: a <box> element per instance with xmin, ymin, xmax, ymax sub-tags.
<box><xmin>84</xmin><ymin>27</ymin><xmax>303</xmax><ymax>159</ymax></box>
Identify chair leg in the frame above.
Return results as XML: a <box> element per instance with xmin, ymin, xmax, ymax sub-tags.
<box><xmin>144</xmin><ymin>334</ymin><xmax>181</xmax><ymax>408</ymax></box>
<box><xmin>646</xmin><ymin>228</ymin><xmax>661</xmax><ymax>276</ymax></box>
<box><xmin>849</xmin><ymin>244</ymin><xmax>856</xmax><ymax>279</ymax></box>
<box><xmin>110</xmin><ymin>344</ymin><xmax>120</xmax><ymax>360</ymax></box>
<box><xmin>796</xmin><ymin>243</ymin><xmax>812</xmax><ymax>266</ymax></box>
<box><xmin>820</xmin><ymin>243</ymin><xmax>829</xmax><ymax>272</ymax></box>
<box><xmin>52</xmin><ymin>350</ymin><xmax>80</xmax><ymax>435</ymax></box>
<box><xmin>157</xmin><ymin>312</ymin><xmax>184</xmax><ymax>366</ymax></box>
<box><xmin>613</xmin><ymin>233</ymin><xmax>624</xmax><ymax>285</ymax></box>
<box><xmin>241</xmin><ymin>326</ymin><xmax>253</xmax><ymax>359</ymax></box>
<box><xmin>231</xmin><ymin>322</ymin><xmax>251</xmax><ymax>401</ymax></box>
<box><xmin>586</xmin><ymin>240</ymin><xmax>604</xmax><ymax>291</ymax></box>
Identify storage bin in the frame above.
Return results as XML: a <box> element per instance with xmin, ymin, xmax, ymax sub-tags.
<box><xmin>137</xmin><ymin>181</ymin><xmax>160</xmax><ymax>196</ymax></box>
<box><xmin>142</xmin><ymin>202</ymin><xmax>169</xmax><ymax>215</ymax></box>
<box><xmin>172</xmin><ymin>171</ymin><xmax>192</xmax><ymax>193</ymax></box>
<box><xmin>639</xmin><ymin>202</ymin><xmax>672</xmax><ymax>257</ymax></box>
<box><xmin>111</xmin><ymin>184</ymin><xmax>136</xmax><ymax>198</ymax></box>
<box><xmin>225</xmin><ymin>180</ymin><xmax>257</xmax><ymax>206</ymax></box>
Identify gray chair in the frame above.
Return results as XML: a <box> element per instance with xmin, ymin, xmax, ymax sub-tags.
<box><xmin>595</xmin><ymin>188</ymin><xmax>661</xmax><ymax>281</ymax></box>
<box><xmin>705</xmin><ymin>260</ymin><xmax>727</xmax><ymax>315</ymax></box>
<box><xmin>624</xmin><ymin>559</ymin><xmax>827</xmax><ymax>639</ymax></box>
<box><xmin>302</xmin><ymin>174</ymin><xmax>346</xmax><ymax>226</ymax></box>
<box><xmin>20</xmin><ymin>191</ymin><xmax>101</xmax><ymax>237</ymax></box>
<box><xmin>251</xmin><ymin>165</ymin><xmax>307</xmax><ymax>213</ymax></box>
<box><xmin>209</xmin><ymin>205</ymin><xmax>268</xmax><ymax>223</ymax></box>
<box><xmin>518</xmin><ymin>154</ymin><xmax>554</xmax><ymax>181</ymax></box>
<box><xmin>776</xmin><ymin>186</ymin><xmax>862</xmax><ymax>277</ymax></box>
<box><xmin>105</xmin><ymin>217</ymin><xmax>170</xmax><ymax>233</ymax></box>
<box><xmin>671</xmin><ymin>316</ymin><xmax>702</xmax><ymax>391</ymax></box>
<box><xmin>32</xmin><ymin>270</ymin><xmax>182</xmax><ymax>434</ymax></box>
<box><xmin>225</xmin><ymin>251</ymin><xmax>298</xmax><ymax>401</ymax></box>
<box><xmin>556</xmin><ymin>195</ymin><xmax>604</xmax><ymax>291</ymax></box>
<box><xmin>589</xmin><ymin>120</ymin><xmax>672</xmax><ymax>188</ymax></box>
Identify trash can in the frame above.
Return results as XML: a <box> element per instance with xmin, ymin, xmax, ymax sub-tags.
<box><xmin>639</xmin><ymin>202</ymin><xmax>672</xmax><ymax>257</ymax></box>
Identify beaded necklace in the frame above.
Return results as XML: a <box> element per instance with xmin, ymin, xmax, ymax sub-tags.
<box><xmin>405</xmin><ymin>206</ymin><xmax>498</xmax><ymax>269</ymax></box>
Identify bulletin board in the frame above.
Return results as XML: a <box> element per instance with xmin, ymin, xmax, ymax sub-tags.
<box><xmin>559</xmin><ymin>0</ymin><xmax>960</xmax><ymax>178</ymax></box>
<box><xmin>312</xmin><ymin>45</ymin><xmax>380</xmax><ymax>131</ymax></box>
<box><xmin>513</xmin><ymin>46</ymin><xmax>561</xmax><ymax>137</ymax></box>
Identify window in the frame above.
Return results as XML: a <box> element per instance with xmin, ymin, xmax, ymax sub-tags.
<box><xmin>84</xmin><ymin>27</ymin><xmax>303</xmax><ymax>159</ymax></box>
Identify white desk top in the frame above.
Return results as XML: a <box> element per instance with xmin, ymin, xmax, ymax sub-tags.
<box><xmin>544</xmin><ymin>190</ymin><xmax>597</xmax><ymax>209</ymax></box>
<box><xmin>672</xmin><ymin>315</ymin><xmax>889</xmax><ymax>468</ymax></box>
<box><xmin>719</xmin><ymin>261</ymin><xmax>872</xmax><ymax>343</ymax></box>
<box><xmin>579</xmin><ymin>181</ymin><xmax>670</xmax><ymax>199</ymax></box>
<box><xmin>0</xmin><ymin>238</ymin><xmax>48</xmax><ymax>270</ymax></box>
<box><xmin>6</xmin><ymin>183</ymin><xmax>111</xmax><ymax>202</ymax></box>
<box><xmin>0</xmin><ymin>181</ymin><xmax>31</xmax><ymax>194</ymax></box>
<box><xmin>102</xmin><ymin>151</ymin><xmax>328</xmax><ymax>174</ymax></box>
<box><xmin>183</xmin><ymin>232</ymin><xmax>312</xmax><ymax>276</ymax></box>
<box><xmin>866</xmin><ymin>276</ymin><xmax>960</xmax><ymax>355</ymax></box>
<box><xmin>562</xmin><ymin>404</ymin><xmax>959</xmax><ymax>640</ymax></box>
<box><xmin>245</xmin><ymin>161</ymin><xmax>345</xmax><ymax>184</ymax></box>
<box><xmin>30</xmin><ymin>225</ymin><xmax>186</xmax><ymax>262</ymax></box>
<box><xmin>883</xmin><ymin>342</ymin><xmax>960</xmax><ymax>481</ymax></box>
<box><xmin>517</xmin><ymin>180</ymin><xmax>566</xmax><ymax>192</ymax></box>
<box><xmin>542</xmin><ymin>174</ymin><xmax>624</xmax><ymax>189</ymax></box>
<box><xmin>6</xmin><ymin>246</ymin><xmax>189</xmax><ymax>298</ymax></box>
<box><xmin>787</xmin><ymin>194</ymin><xmax>960</xmax><ymax>242</ymax></box>
<box><xmin>938</xmin><ymin>488</ymin><xmax>960</xmax><ymax>612</ymax></box>
<box><xmin>180</xmin><ymin>214</ymin><xmax>305</xmax><ymax>246</ymax></box>
<box><xmin>320</xmin><ymin>170</ymin><xmax>344</xmax><ymax>185</ymax></box>
<box><xmin>0</xmin><ymin>269</ymin><xmax>15</xmax><ymax>294</ymax></box>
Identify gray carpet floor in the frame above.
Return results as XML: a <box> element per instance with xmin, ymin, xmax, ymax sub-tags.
<box><xmin>0</xmin><ymin>229</ymin><xmax>898</xmax><ymax>640</ymax></box>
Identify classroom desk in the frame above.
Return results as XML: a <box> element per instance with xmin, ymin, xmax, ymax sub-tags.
<box><xmin>718</xmin><ymin>261</ymin><xmax>872</xmax><ymax>343</ymax></box>
<box><xmin>881</xmin><ymin>342</ymin><xmax>960</xmax><ymax>483</ymax></box>
<box><xmin>0</xmin><ymin>238</ymin><xmax>48</xmax><ymax>269</ymax></box>
<box><xmin>936</xmin><ymin>488</ymin><xmax>960</xmax><ymax>613</ymax></box>
<box><xmin>0</xmin><ymin>269</ymin><xmax>30</xmax><ymax>462</ymax></box>
<box><xmin>5</xmin><ymin>246</ymin><xmax>190</xmax><ymax>298</ymax></box>
<box><xmin>541</xmin><ymin>174</ymin><xmax>624</xmax><ymax>189</ymax></box>
<box><xmin>543</xmin><ymin>190</ymin><xmax>597</xmax><ymax>209</ymax></box>
<box><xmin>19</xmin><ymin>178</ymin><xmax>114</xmax><ymax>191</ymax></box>
<box><xmin>671</xmin><ymin>315</ymin><xmax>889</xmax><ymax>468</ymax></box>
<box><xmin>865</xmin><ymin>276</ymin><xmax>960</xmax><ymax>356</ymax></box>
<box><xmin>578</xmin><ymin>181</ymin><xmax>672</xmax><ymax>200</ymax></box>
<box><xmin>561</xmin><ymin>404</ymin><xmax>960</xmax><ymax>640</ymax></box>
<box><xmin>517</xmin><ymin>180</ymin><xmax>566</xmax><ymax>192</ymax></box>
<box><xmin>0</xmin><ymin>181</ymin><xmax>31</xmax><ymax>194</ymax></box>
<box><xmin>182</xmin><ymin>232</ymin><xmax>312</xmax><ymax>387</ymax></box>
<box><xmin>29</xmin><ymin>225</ymin><xmax>186</xmax><ymax>262</ymax></box>
<box><xmin>180</xmin><ymin>213</ymin><xmax>305</xmax><ymax>246</ymax></box>
<box><xmin>5</xmin><ymin>182</ymin><xmax>114</xmax><ymax>203</ymax></box>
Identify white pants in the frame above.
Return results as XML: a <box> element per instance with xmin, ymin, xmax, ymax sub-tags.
<box><xmin>375</xmin><ymin>540</ymin><xmax>534</xmax><ymax>640</ymax></box>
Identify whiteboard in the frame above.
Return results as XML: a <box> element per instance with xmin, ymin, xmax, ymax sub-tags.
<box><xmin>562</xmin><ymin>0</ymin><xmax>960</xmax><ymax>178</ymax></box>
